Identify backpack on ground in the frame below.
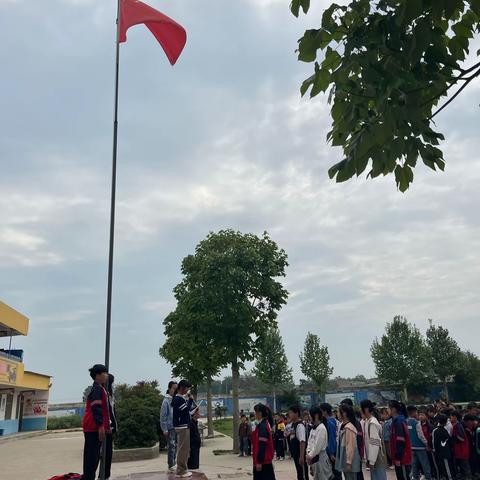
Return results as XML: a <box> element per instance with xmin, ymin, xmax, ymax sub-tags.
<box><xmin>48</xmin><ymin>474</ymin><xmax>82</xmax><ymax>480</ymax></box>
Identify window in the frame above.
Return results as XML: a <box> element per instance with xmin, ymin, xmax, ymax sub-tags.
<box><xmin>4</xmin><ymin>393</ymin><xmax>14</xmax><ymax>420</ymax></box>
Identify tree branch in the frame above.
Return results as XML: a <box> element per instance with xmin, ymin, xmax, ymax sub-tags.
<box><xmin>428</xmin><ymin>67</ymin><xmax>480</xmax><ymax>121</ymax></box>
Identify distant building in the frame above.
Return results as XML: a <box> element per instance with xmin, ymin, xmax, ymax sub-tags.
<box><xmin>0</xmin><ymin>301</ymin><xmax>51</xmax><ymax>435</ymax></box>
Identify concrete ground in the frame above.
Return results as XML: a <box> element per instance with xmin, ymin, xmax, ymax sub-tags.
<box><xmin>0</xmin><ymin>430</ymin><xmax>397</xmax><ymax>480</ymax></box>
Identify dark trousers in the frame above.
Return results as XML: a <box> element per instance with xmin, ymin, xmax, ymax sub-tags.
<box><xmin>275</xmin><ymin>438</ymin><xmax>285</xmax><ymax>458</ymax></box>
<box><xmin>395</xmin><ymin>464</ymin><xmax>412</xmax><ymax>480</ymax></box>
<box><xmin>188</xmin><ymin>445</ymin><xmax>200</xmax><ymax>469</ymax></box>
<box><xmin>454</xmin><ymin>458</ymin><xmax>471</xmax><ymax>480</ymax></box>
<box><xmin>253</xmin><ymin>463</ymin><xmax>276</xmax><ymax>480</ymax></box>
<box><xmin>105</xmin><ymin>434</ymin><xmax>113</xmax><ymax>479</ymax></box>
<box><xmin>293</xmin><ymin>455</ymin><xmax>308</xmax><ymax>480</ymax></box>
<box><xmin>83</xmin><ymin>431</ymin><xmax>102</xmax><ymax>480</ymax></box>
<box><xmin>329</xmin><ymin>456</ymin><xmax>342</xmax><ymax>480</ymax></box>
<box><xmin>436</xmin><ymin>457</ymin><xmax>455</xmax><ymax>480</ymax></box>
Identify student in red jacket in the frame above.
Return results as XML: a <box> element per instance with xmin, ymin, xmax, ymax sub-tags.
<box><xmin>388</xmin><ymin>400</ymin><xmax>412</xmax><ymax>480</ymax></box>
<box><xmin>451</xmin><ymin>411</ymin><xmax>472</xmax><ymax>480</ymax></box>
<box><xmin>82</xmin><ymin>364</ymin><xmax>110</xmax><ymax>480</ymax></box>
<box><xmin>252</xmin><ymin>403</ymin><xmax>276</xmax><ymax>480</ymax></box>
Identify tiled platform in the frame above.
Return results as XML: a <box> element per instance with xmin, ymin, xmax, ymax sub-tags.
<box><xmin>115</xmin><ymin>471</ymin><xmax>209</xmax><ymax>480</ymax></box>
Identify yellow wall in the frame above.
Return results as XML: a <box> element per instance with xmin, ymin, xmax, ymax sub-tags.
<box><xmin>0</xmin><ymin>358</ymin><xmax>50</xmax><ymax>391</ymax></box>
<box><xmin>0</xmin><ymin>301</ymin><xmax>29</xmax><ymax>336</ymax></box>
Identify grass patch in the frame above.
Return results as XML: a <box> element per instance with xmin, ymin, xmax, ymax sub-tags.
<box><xmin>47</xmin><ymin>415</ymin><xmax>82</xmax><ymax>430</ymax></box>
<box><xmin>212</xmin><ymin>418</ymin><xmax>233</xmax><ymax>438</ymax></box>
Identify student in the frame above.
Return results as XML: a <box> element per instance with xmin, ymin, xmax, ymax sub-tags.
<box><xmin>252</xmin><ymin>403</ymin><xmax>276</xmax><ymax>480</ymax></box>
<box><xmin>289</xmin><ymin>405</ymin><xmax>308</xmax><ymax>480</ymax></box>
<box><xmin>274</xmin><ymin>413</ymin><xmax>286</xmax><ymax>460</ymax></box>
<box><xmin>341</xmin><ymin>398</ymin><xmax>365</xmax><ymax>480</ymax></box>
<box><xmin>380</xmin><ymin>408</ymin><xmax>393</xmax><ymax>468</ymax></box>
<box><xmin>361</xmin><ymin>400</ymin><xmax>387</xmax><ymax>480</ymax></box>
<box><xmin>160</xmin><ymin>380</ymin><xmax>178</xmax><ymax>472</ymax></box>
<box><xmin>239</xmin><ymin>414</ymin><xmax>252</xmax><ymax>457</ymax></box>
<box><xmin>407</xmin><ymin>405</ymin><xmax>432</xmax><ymax>480</ymax></box>
<box><xmin>82</xmin><ymin>364</ymin><xmax>110</xmax><ymax>480</ymax></box>
<box><xmin>463</xmin><ymin>414</ymin><xmax>478</xmax><ymax>479</ymax></box>
<box><xmin>172</xmin><ymin>380</ymin><xmax>196</xmax><ymax>478</ymax></box>
<box><xmin>451</xmin><ymin>411</ymin><xmax>471</xmax><ymax>480</ymax></box>
<box><xmin>188</xmin><ymin>408</ymin><xmax>201</xmax><ymax>470</ymax></box>
<box><xmin>388</xmin><ymin>400</ymin><xmax>412</xmax><ymax>480</ymax></box>
<box><xmin>432</xmin><ymin>414</ymin><xmax>454</xmax><ymax>480</ymax></box>
<box><xmin>336</xmin><ymin>404</ymin><xmax>361</xmax><ymax>480</ymax></box>
<box><xmin>103</xmin><ymin>373</ymin><xmax>118</xmax><ymax>480</ymax></box>
<box><xmin>419</xmin><ymin>409</ymin><xmax>438</xmax><ymax>480</ymax></box>
<box><xmin>306</xmin><ymin>405</ymin><xmax>333</xmax><ymax>480</ymax></box>
<box><xmin>320</xmin><ymin>403</ymin><xmax>341</xmax><ymax>480</ymax></box>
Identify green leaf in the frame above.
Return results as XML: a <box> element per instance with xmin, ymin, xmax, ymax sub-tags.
<box><xmin>323</xmin><ymin>47</ymin><xmax>342</xmax><ymax>71</ymax></box>
<box><xmin>298</xmin><ymin>30</ymin><xmax>320</xmax><ymax>62</ymax></box>
<box><xmin>290</xmin><ymin>0</ymin><xmax>310</xmax><ymax>17</ymax></box>
<box><xmin>311</xmin><ymin>68</ymin><xmax>331</xmax><ymax>97</ymax></box>
<box><xmin>410</xmin><ymin>20</ymin><xmax>432</xmax><ymax>65</ymax></box>
<box><xmin>328</xmin><ymin>159</ymin><xmax>346</xmax><ymax>179</ymax></box>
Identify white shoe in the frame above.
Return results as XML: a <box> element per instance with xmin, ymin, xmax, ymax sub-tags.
<box><xmin>169</xmin><ymin>465</ymin><xmax>177</xmax><ymax>472</ymax></box>
<box><xmin>176</xmin><ymin>472</ymin><xmax>193</xmax><ymax>478</ymax></box>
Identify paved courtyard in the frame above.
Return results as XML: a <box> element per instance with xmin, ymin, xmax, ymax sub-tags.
<box><xmin>0</xmin><ymin>430</ymin><xmax>397</xmax><ymax>480</ymax></box>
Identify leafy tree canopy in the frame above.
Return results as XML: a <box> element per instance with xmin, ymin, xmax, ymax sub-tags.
<box><xmin>291</xmin><ymin>0</ymin><xmax>480</xmax><ymax>191</ymax></box>
<box><xmin>371</xmin><ymin>315</ymin><xmax>432</xmax><ymax>397</ymax></box>
<box><xmin>254</xmin><ymin>325</ymin><xmax>294</xmax><ymax>388</ymax></box>
<box><xmin>299</xmin><ymin>332</ymin><xmax>333</xmax><ymax>391</ymax></box>
<box><xmin>426</xmin><ymin>321</ymin><xmax>461</xmax><ymax>383</ymax></box>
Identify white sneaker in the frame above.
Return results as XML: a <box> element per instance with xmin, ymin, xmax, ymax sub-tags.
<box><xmin>169</xmin><ymin>465</ymin><xmax>177</xmax><ymax>472</ymax></box>
<box><xmin>176</xmin><ymin>472</ymin><xmax>193</xmax><ymax>478</ymax></box>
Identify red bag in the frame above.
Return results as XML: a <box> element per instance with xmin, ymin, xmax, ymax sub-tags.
<box><xmin>48</xmin><ymin>474</ymin><xmax>82</xmax><ymax>480</ymax></box>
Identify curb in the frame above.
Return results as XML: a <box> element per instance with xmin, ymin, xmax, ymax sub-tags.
<box><xmin>0</xmin><ymin>430</ymin><xmax>49</xmax><ymax>444</ymax></box>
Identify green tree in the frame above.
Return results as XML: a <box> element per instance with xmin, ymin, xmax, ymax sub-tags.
<box><xmin>371</xmin><ymin>315</ymin><xmax>432</xmax><ymax>401</ymax></box>
<box><xmin>167</xmin><ymin>229</ymin><xmax>288</xmax><ymax>452</ymax></box>
<box><xmin>114</xmin><ymin>381</ymin><xmax>163</xmax><ymax>449</ymax></box>
<box><xmin>253</xmin><ymin>325</ymin><xmax>294</xmax><ymax>412</ymax></box>
<box><xmin>299</xmin><ymin>332</ymin><xmax>333</xmax><ymax>392</ymax></box>
<box><xmin>426</xmin><ymin>321</ymin><xmax>461</xmax><ymax>401</ymax></box>
<box><xmin>160</xmin><ymin>303</ymin><xmax>225</xmax><ymax>437</ymax></box>
<box><xmin>452</xmin><ymin>350</ymin><xmax>480</xmax><ymax>400</ymax></box>
<box><xmin>291</xmin><ymin>0</ymin><xmax>480</xmax><ymax>191</ymax></box>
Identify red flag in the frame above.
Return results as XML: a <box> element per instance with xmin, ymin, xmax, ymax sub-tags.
<box><xmin>119</xmin><ymin>0</ymin><xmax>187</xmax><ymax>65</ymax></box>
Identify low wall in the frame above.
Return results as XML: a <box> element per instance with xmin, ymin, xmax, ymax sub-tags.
<box><xmin>113</xmin><ymin>443</ymin><xmax>160</xmax><ymax>463</ymax></box>
<box><xmin>0</xmin><ymin>419</ymin><xmax>19</xmax><ymax>435</ymax></box>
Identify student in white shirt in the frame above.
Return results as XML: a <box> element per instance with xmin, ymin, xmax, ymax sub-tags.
<box><xmin>360</xmin><ymin>400</ymin><xmax>387</xmax><ymax>480</ymax></box>
<box><xmin>307</xmin><ymin>405</ymin><xmax>333</xmax><ymax>480</ymax></box>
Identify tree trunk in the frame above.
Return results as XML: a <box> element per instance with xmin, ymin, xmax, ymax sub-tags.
<box><xmin>272</xmin><ymin>388</ymin><xmax>277</xmax><ymax>413</ymax></box>
<box><xmin>444</xmin><ymin>377</ymin><xmax>449</xmax><ymax>402</ymax></box>
<box><xmin>206</xmin><ymin>375</ymin><xmax>214</xmax><ymax>438</ymax></box>
<box><xmin>403</xmin><ymin>384</ymin><xmax>408</xmax><ymax>403</ymax></box>
<box><xmin>232</xmin><ymin>358</ymin><xmax>240</xmax><ymax>454</ymax></box>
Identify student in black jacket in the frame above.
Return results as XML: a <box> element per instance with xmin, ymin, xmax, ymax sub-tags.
<box><xmin>188</xmin><ymin>408</ymin><xmax>201</xmax><ymax>470</ymax></box>
<box><xmin>433</xmin><ymin>414</ymin><xmax>454</xmax><ymax>480</ymax></box>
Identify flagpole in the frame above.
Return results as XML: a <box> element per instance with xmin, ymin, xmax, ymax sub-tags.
<box><xmin>100</xmin><ymin>1</ymin><xmax>121</xmax><ymax>479</ymax></box>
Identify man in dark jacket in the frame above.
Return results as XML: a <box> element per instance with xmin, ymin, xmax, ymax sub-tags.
<box><xmin>82</xmin><ymin>364</ymin><xmax>110</xmax><ymax>480</ymax></box>
<box><xmin>433</xmin><ymin>414</ymin><xmax>454</xmax><ymax>480</ymax></box>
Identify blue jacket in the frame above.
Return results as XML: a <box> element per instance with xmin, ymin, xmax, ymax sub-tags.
<box><xmin>326</xmin><ymin>416</ymin><xmax>338</xmax><ymax>456</ymax></box>
<box><xmin>407</xmin><ymin>418</ymin><xmax>428</xmax><ymax>450</ymax></box>
<box><xmin>160</xmin><ymin>394</ymin><xmax>174</xmax><ymax>432</ymax></box>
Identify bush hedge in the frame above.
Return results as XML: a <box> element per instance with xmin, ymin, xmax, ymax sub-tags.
<box><xmin>114</xmin><ymin>380</ymin><xmax>164</xmax><ymax>449</ymax></box>
<box><xmin>47</xmin><ymin>415</ymin><xmax>82</xmax><ymax>430</ymax></box>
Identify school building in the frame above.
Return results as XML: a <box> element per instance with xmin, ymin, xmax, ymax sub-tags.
<box><xmin>0</xmin><ymin>301</ymin><xmax>51</xmax><ymax>435</ymax></box>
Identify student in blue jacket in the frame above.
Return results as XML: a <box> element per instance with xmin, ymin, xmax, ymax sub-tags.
<box><xmin>160</xmin><ymin>380</ymin><xmax>178</xmax><ymax>472</ymax></box>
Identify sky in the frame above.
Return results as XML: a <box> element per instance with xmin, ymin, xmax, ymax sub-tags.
<box><xmin>0</xmin><ymin>0</ymin><xmax>479</xmax><ymax>403</ymax></box>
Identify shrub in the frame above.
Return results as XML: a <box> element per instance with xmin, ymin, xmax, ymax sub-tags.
<box><xmin>47</xmin><ymin>415</ymin><xmax>82</xmax><ymax>430</ymax></box>
<box><xmin>114</xmin><ymin>380</ymin><xmax>163</xmax><ymax>449</ymax></box>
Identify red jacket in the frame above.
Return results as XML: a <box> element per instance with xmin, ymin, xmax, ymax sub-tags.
<box><xmin>82</xmin><ymin>383</ymin><xmax>110</xmax><ymax>433</ymax></box>
<box><xmin>391</xmin><ymin>415</ymin><xmax>412</xmax><ymax>465</ymax></box>
<box><xmin>452</xmin><ymin>422</ymin><xmax>470</xmax><ymax>460</ymax></box>
<box><xmin>252</xmin><ymin>419</ymin><xmax>274</xmax><ymax>465</ymax></box>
